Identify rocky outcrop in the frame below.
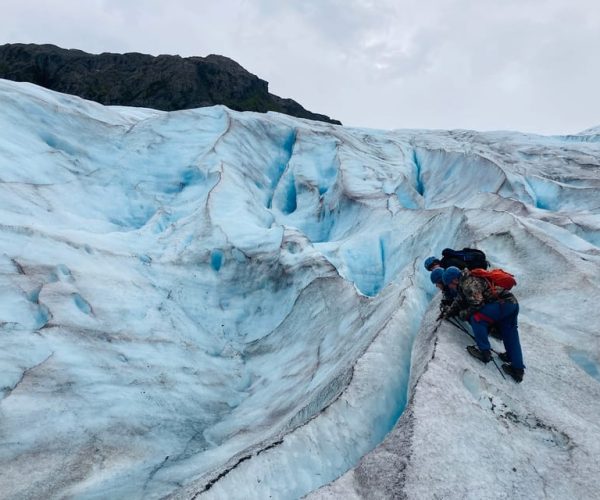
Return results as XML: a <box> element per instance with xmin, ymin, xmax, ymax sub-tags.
<box><xmin>0</xmin><ymin>43</ymin><xmax>341</xmax><ymax>124</ymax></box>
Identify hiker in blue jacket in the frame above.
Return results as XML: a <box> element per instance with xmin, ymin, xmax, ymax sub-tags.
<box><xmin>441</xmin><ymin>266</ymin><xmax>525</xmax><ymax>383</ymax></box>
<box><xmin>430</xmin><ymin>267</ymin><xmax>456</xmax><ymax>309</ymax></box>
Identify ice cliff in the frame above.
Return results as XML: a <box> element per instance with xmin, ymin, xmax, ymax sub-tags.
<box><xmin>0</xmin><ymin>80</ymin><xmax>599</xmax><ymax>499</ymax></box>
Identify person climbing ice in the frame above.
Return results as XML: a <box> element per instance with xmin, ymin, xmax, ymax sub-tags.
<box><xmin>429</xmin><ymin>267</ymin><xmax>456</xmax><ymax>310</ymax></box>
<box><xmin>440</xmin><ymin>266</ymin><xmax>525</xmax><ymax>383</ymax></box>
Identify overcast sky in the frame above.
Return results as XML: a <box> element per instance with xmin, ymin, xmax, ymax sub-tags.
<box><xmin>3</xmin><ymin>0</ymin><xmax>600</xmax><ymax>134</ymax></box>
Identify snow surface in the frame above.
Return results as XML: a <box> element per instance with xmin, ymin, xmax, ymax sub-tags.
<box><xmin>0</xmin><ymin>79</ymin><xmax>599</xmax><ymax>499</ymax></box>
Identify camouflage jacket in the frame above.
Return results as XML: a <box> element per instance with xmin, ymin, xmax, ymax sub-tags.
<box><xmin>446</xmin><ymin>269</ymin><xmax>517</xmax><ymax>318</ymax></box>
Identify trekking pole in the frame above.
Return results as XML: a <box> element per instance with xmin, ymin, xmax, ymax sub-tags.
<box><xmin>444</xmin><ymin>317</ymin><xmax>506</xmax><ymax>380</ymax></box>
<box><xmin>446</xmin><ymin>317</ymin><xmax>473</xmax><ymax>339</ymax></box>
<box><xmin>489</xmin><ymin>353</ymin><xmax>506</xmax><ymax>379</ymax></box>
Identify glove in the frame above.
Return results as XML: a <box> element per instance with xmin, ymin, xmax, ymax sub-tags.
<box><xmin>437</xmin><ymin>305</ymin><xmax>449</xmax><ymax>320</ymax></box>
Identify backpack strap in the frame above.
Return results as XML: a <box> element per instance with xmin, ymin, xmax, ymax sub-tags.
<box><xmin>483</xmin><ymin>277</ymin><xmax>499</xmax><ymax>298</ymax></box>
<box><xmin>469</xmin><ymin>272</ymin><xmax>498</xmax><ymax>299</ymax></box>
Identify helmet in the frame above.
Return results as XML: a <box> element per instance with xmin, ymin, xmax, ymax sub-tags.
<box><xmin>424</xmin><ymin>256</ymin><xmax>440</xmax><ymax>271</ymax></box>
<box><xmin>442</xmin><ymin>266</ymin><xmax>462</xmax><ymax>286</ymax></box>
<box><xmin>430</xmin><ymin>268</ymin><xmax>444</xmax><ymax>284</ymax></box>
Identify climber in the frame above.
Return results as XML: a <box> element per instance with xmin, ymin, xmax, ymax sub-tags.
<box><xmin>441</xmin><ymin>266</ymin><xmax>525</xmax><ymax>383</ymax></box>
<box><xmin>430</xmin><ymin>267</ymin><xmax>456</xmax><ymax>310</ymax></box>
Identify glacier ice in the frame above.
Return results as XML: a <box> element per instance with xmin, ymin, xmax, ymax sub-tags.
<box><xmin>0</xmin><ymin>79</ymin><xmax>599</xmax><ymax>499</ymax></box>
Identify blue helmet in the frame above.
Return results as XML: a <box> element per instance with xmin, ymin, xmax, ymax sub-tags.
<box><xmin>424</xmin><ymin>256</ymin><xmax>440</xmax><ymax>271</ymax></box>
<box><xmin>442</xmin><ymin>266</ymin><xmax>462</xmax><ymax>286</ymax></box>
<box><xmin>430</xmin><ymin>268</ymin><xmax>444</xmax><ymax>284</ymax></box>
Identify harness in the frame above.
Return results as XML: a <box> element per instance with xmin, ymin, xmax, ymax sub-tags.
<box><xmin>473</xmin><ymin>311</ymin><xmax>495</xmax><ymax>323</ymax></box>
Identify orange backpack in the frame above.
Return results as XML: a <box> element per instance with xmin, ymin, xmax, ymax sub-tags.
<box><xmin>470</xmin><ymin>268</ymin><xmax>517</xmax><ymax>291</ymax></box>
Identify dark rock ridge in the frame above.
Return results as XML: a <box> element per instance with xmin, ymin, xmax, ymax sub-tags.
<box><xmin>0</xmin><ymin>43</ymin><xmax>341</xmax><ymax>124</ymax></box>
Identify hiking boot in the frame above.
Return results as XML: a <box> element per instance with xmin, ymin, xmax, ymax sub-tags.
<box><xmin>498</xmin><ymin>352</ymin><xmax>511</xmax><ymax>363</ymax></box>
<box><xmin>502</xmin><ymin>363</ymin><xmax>524</xmax><ymax>383</ymax></box>
<box><xmin>466</xmin><ymin>345</ymin><xmax>492</xmax><ymax>363</ymax></box>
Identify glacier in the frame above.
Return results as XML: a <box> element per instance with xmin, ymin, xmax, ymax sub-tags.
<box><xmin>0</xmin><ymin>79</ymin><xmax>599</xmax><ymax>500</ymax></box>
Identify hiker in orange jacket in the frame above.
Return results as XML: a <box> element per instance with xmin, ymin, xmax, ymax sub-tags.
<box><xmin>441</xmin><ymin>266</ymin><xmax>525</xmax><ymax>382</ymax></box>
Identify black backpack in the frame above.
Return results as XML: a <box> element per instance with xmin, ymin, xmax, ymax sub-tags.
<box><xmin>441</xmin><ymin>247</ymin><xmax>489</xmax><ymax>270</ymax></box>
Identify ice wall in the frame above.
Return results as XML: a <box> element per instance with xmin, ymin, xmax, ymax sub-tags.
<box><xmin>0</xmin><ymin>80</ymin><xmax>599</xmax><ymax>499</ymax></box>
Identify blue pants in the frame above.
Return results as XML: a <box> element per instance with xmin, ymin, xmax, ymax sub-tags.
<box><xmin>469</xmin><ymin>302</ymin><xmax>525</xmax><ymax>369</ymax></box>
